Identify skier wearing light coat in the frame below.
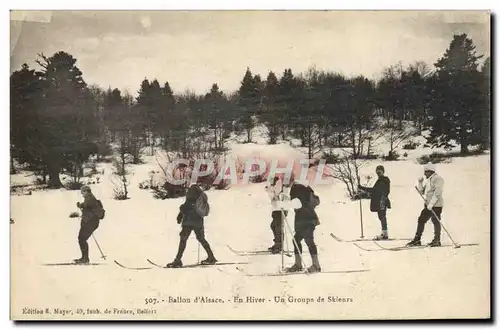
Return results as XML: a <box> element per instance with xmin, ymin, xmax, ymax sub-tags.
<box><xmin>265</xmin><ymin>176</ymin><xmax>287</xmax><ymax>254</ymax></box>
<box><xmin>407</xmin><ymin>162</ymin><xmax>444</xmax><ymax>247</ymax></box>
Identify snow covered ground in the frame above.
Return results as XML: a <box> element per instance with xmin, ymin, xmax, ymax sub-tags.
<box><xmin>10</xmin><ymin>128</ymin><xmax>490</xmax><ymax>320</ymax></box>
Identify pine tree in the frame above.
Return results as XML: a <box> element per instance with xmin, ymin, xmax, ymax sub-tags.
<box><xmin>290</xmin><ymin>68</ymin><xmax>324</xmax><ymax>159</ymax></box>
<box><xmin>237</xmin><ymin>67</ymin><xmax>261</xmax><ymax>142</ymax></box>
<box><xmin>17</xmin><ymin>52</ymin><xmax>99</xmax><ymax>188</ymax></box>
<box><xmin>276</xmin><ymin>68</ymin><xmax>296</xmax><ymax>140</ymax></box>
<box><xmin>261</xmin><ymin>71</ymin><xmax>280</xmax><ymax>144</ymax></box>
<box><xmin>479</xmin><ymin>57</ymin><xmax>491</xmax><ymax>149</ymax></box>
<box><xmin>427</xmin><ymin>34</ymin><xmax>485</xmax><ymax>153</ymax></box>
<box><xmin>102</xmin><ymin>87</ymin><xmax>125</xmax><ymax>138</ymax></box>
<box><xmin>345</xmin><ymin>76</ymin><xmax>376</xmax><ymax>157</ymax></box>
<box><xmin>10</xmin><ymin>64</ymin><xmax>44</xmax><ymax>178</ymax></box>
<box><xmin>321</xmin><ymin>72</ymin><xmax>350</xmax><ymax>147</ymax></box>
<box><xmin>204</xmin><ymin>83</ymin><xmax>229</xmax><ymax>150</ymax></box>
<box><xmin>88</xmin><ymin>84</ymin><xmax>111</xmax><ymax>160</ymax></box>
<box><xmin>159</xmin><ymin>81</ymin><xmax>176</xmax><ymax>150</ymax></box>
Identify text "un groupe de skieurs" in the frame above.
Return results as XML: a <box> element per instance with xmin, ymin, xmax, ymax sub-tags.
<box><xmin>144</xmin><ymin>295</ymin><xmax>354</xmax><ymax>305</ymax></box>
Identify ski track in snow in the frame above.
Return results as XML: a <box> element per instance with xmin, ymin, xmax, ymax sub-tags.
<box><xmin>10</xmin><ymin>127</ymin><xmax>490</xmax><ymax>320</ymax></box>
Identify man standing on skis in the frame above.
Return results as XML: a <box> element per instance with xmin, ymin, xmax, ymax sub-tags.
<box><xmin>265</xmin><ymin>176</ymin><xmax>286</xmax><ymax>254</ymax></box>
<box><xmin>358</xmin><ymin>165</ymin><xmax>391</xmax><ymax>240</ymax></box>
<box><xmin>284</xmin><ymin>181</ymin><xmax>321</xmax><ymax>273</ymax></box>
<box><xmin>406</xmin><ymin>162</ymin><xmax>444</xmax><ymax>247</ymax></box>
<box><xmin>75</xmin><ymin>185</ymin><xmax>103</xmax><ymax>264</ymax></box>
<box><xmin>167</xmin><ymin>184</ymin><xmax>217</xmax><ymax>268</ymax></box>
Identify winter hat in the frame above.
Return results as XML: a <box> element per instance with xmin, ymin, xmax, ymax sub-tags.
<box><xmin>376</xmin><ymin>165</ymin><xmax>385</xmax><ymax>172</ymax></box>
<box><xmin>423</xmin><ymin>162</ymin><xmax>436</xmax><ymax>172</ymax></box>
<box><xmin>186</xmin><ymin>184</ymin><xmax>202</xmax><ymax>200</ymax></box>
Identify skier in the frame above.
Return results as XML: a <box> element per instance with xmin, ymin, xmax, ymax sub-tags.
<box><xmin>285</xmin><ymin>181</ymin><xmax>321</xmax><ymax>273</ymax></box>
<box><xmin>75</xmin><ymin>185</ymin><xmax>103</xmax><ymax>264</ymax></box>
<box><xmin>358</xmin><ymin>165</ymin><xmax>391</xmax><ymax>240</ymax></box>
<box><xmin>167</xmin><ymin>184</ymin><xmax>217</xmax><ymax>268</ymax></box>
<box><xmin>406</xmin><ymin>162</ymin><xmax>444</xmax><ymax>247</ymax></box>
<box><xmin>265</xmin><ymin>176</ymin><xmax>286</xmax><ymax>254</ymax></box>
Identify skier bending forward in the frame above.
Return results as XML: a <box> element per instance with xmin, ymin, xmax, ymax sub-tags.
<box><xmin>75</xmin><ymin>185</ymin><xmax>103</xmax><ymax>264</ymax></box>
<box><xmin>285</xmin><ymin>182</ymin><xmax>321</xmax><ymax>273</ymax></box>
<box><xmin>167</xmin><ymin>184</ymin><xmax>217</xmax><ymax>268</ymax></box>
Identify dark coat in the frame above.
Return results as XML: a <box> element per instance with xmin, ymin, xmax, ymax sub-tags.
<box><xmin>79</xmin><ymin>194</ymin><xmax>100</xmax><ymax>224</ymax></box>
<box><xmin>290</xmin><ymin>183</ymin><xmax>319</xmax><ymax>229</ymax></box>
<box><xmin>177</xmin><ymin>185</ymin><xmax>205</xmax><ymax>229</ymax></box>
<box><xmin>361</xmin><ymin>176</ymin><xmax>391</xmax><ymax>212</ymax></box>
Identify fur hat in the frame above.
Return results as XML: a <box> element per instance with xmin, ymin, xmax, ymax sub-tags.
<box><xmin>423</xmin><ymin>162</ymin><xmax>436</xmax><ymax>172</ymax></box>
<box><xmin>376</xmin><ymin>165</ymin><xmax>385</xmax><ymax>173</ymax></box>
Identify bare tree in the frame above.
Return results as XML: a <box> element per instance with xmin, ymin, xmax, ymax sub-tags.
<box><xmin>345</xmin><ymin>125</ymin><xmax>383</xmax><ymax>159</ymax></box>
<box><xmin>383</xmin><ymin>119</ymin><xmax>416</xmax><ymax>160</ymax></box>
<box><xmin>111</xmin><ymin>135</ymin><xmax>130</xmax><ymax>200</ymax></box>
<box><xmin>127</xmin><ymin>132</ymin><xmax>145</xmax><ymax>164</ymax></box>
<box><xmin>326</xmin><ymin>150</ymin><xmax>366</xmax><ymax>199</ymax></box>
<box><xmin>382</xmin><ymin>61</ymin><xmax>405</xmax><ymax>80</ymax></box>
<box><xmin>66</xmin><ymin>161</ymin><xmax>84</xmax><ymax>189</ymax></box>
<box><xmin>408</xmin><ymin>60</ymin><xmax>433</xmax><ymax>78</ymax></box>
<box><xmin>153</xmin><ymin>150</ymin><xmax>189</xmax><ymax>199</ymax></box>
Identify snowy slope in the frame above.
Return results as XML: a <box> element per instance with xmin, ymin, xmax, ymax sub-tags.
<box><xmin>10</xmin><ymin>129</ymin><xmax>490</xmax><ymax>320</ymax></box>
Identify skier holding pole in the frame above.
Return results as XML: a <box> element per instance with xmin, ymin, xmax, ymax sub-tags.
<box><xmin>265</xmin><ymin>176</ymin><xmax>286</xmax><ymax>254</ymax></box>
<box><xmin>406</xmin><ymin>163</ymin><xmax>444</xmax><ymax>247</ymax></box>
<box><xmin>358</xmin><ymin>165</ymin><xmax>391</xmax><ymax>240</ymax></box>
<box><xmin>283</xmin><ymin>181</ymin><xmax>321</xmax><ymax>273</ymax></box>
<box><xmin>75</xmin><ymin>185</ymin><xmax>105</xmax><ymax>264</ymax></box>
<box><xmin>167</xmin><ymin>184</ymin><xmax>217</xmax><ymax>268</ymax></box>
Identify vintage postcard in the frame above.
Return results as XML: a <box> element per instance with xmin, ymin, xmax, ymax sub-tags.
<box><xmin>10</xmin><ymin>10</ymin><xmax>491</xmax><ymax>320</ymax></box>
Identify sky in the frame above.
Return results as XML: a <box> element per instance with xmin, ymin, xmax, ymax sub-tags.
<box><xmin>10</xmin><ymin>10</ymin><xmax>490</xmax><ymax>96</ymax></box>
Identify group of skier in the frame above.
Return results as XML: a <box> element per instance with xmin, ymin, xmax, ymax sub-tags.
<box><xmin>73</xmin><ymin>161</ymin><xmax>445</xmax><ymax>272</ymax></box>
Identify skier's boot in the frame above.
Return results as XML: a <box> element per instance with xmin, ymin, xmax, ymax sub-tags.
<box><xmin>166</xmin><ymin>259</ymin><xmax>183</xmax><ymax>268</ymax></box>
<box><xmin>406</xmin><ymin>239</ymin><xmax>421</xmax><ymax>247</ymax></box>
<box><xmin>268</xmin><ymin>242</ymin><xmax>281</xmax><ymax>252</ymax></box>
<box><xmin>427</xmin><ymin>239</ymin><xmax>441</xmax><ymax>247</ymax></box>
<box><xmin>74</xmin><ymin>258</ymin><xmax>89</xmax><ymax>264</ymax></box>
<box><xmin>374</xmin><ymin>230</ymin><xmax>389</xmax><ymax>241</ymax></box>
<box><xmin>75</xmin><ymin>248</ymin><xmax>90</xmax><ymax>264</ymax></box>
<box><xmin>270</xmin><ymin>244</ymin><xmax>282</xmax><ymax>254</ymax></box>
<box><xmin>200</xmin><ymin>256</ymin><xmax>218</xmax><ymax>265</ymax></box>
<box><xmin>307</xmin><ymin>254</ymin><xmax>321</xmax><ymax>273</ymax></box>
<box><xmin>285</xmin><ymin>254</ymin><xmax>303</xmax><ymax>273</ymax></box>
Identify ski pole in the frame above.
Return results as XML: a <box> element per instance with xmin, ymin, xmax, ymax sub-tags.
<box><xmin>92</xmin><ymin>233</ymin><xmax>107</xmax><ymax>259</ymax></box>
<box><xmin>414</xmin><ymin>186</ymin><xmax>460</xmax><ymax>248</ymax></box>
<box><xmin>358</xmin><ymin>176</ymin><xmax>371</xmax><ymax>239</ymax></box>
<box><xmin>285</xmin><ymin>227</ymin><xmax>289</xmax><ymax>254</ymax></box>
<box><xmin>358</xmin><ymin>197</ymin><xmax>364</xmax><ymax>239</ymax></box>
<box><xmin>284</xmin><ymin>213</ymin><xmax>290</xmax><ymax>258</ymax></box>
<box><xmin>281</xmin><ymin>213</ymin><xmax>309</xmax><ymax>275</ymax></box>
<box><xmin>281</xmin><ymin>209</ymin><xmax>285</xmax><ymax>271</ymax></box>
<box><xmin>279</xmin><ymin>190</ymin><xmax>287</xmax><ymax>271</ymax></box>
<box><xmin>197</xmin><ymin>242</ymin><xmax>200</xmax><ymax>264</ymax></box>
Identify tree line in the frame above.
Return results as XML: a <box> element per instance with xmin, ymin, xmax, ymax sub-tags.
<box><xmin>10</xmin><ymin>33</ymin><xmax>490</xmax><ymax>189</ymax></box>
